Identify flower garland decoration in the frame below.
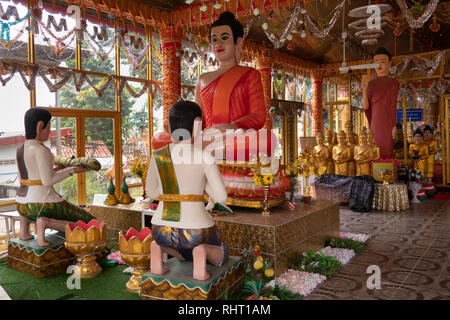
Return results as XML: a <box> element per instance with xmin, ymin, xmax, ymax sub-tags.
<box><xmin>410</xmin><ymin>168</ymin><xmax>424</xmax><ymax>184</ymax></box>
<box><xmin>0</xmin><ymin>11</ymin><xmax>30</xmax><ymax>44</ymax></box>
<box><xmin>284</xmin><ymin>163</ymin><xmax>299</xmax><ymax>202</ymax></box>
<box><xmin>241</xmin><ymin>244</ymin><xmax>275</xmax><ymax>285</ymax></box>
<box><xmin>395</xmin><ymin>0</ymin><xmax>439</xmax><ymax>29</ymax></box>
<box><xmin>0</xmin><ymin>20</ymin><xmax>26</xmax><ymax>48</ymax></box>
<box><xmin>296</xmin><ymin>150</ymin><xmax>319</xmax><ymax>197</ymax></box>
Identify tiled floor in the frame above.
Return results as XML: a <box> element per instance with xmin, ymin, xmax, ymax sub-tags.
<box><xmin>304</xmin><ymin>199</ymin><xmax>450</xmax><ymax>300</ymax></box>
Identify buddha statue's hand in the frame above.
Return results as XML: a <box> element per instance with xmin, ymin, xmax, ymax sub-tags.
<box><xmin>362</xmin><ymin>75</ymin><xmax>369</xmax><ymax>92</ymax></box>
<box><xmin>211</xmin><ymin>123</ymin><xmax>238</xmax><ymax>133</ymax></box>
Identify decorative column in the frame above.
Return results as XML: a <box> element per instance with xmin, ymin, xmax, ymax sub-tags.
<box><xmin>311</xmin><ymin>72</ymin><xmax>323</xmax><ymax>136</ymax></box>
<box><xmin>159</xmin><ymin>26</ymin><xmax>183</xmax><ymax>129</ymax></box>
<box><xmin>256</xmin><ymin>53</ymin><xmax>273</xmax><ymax>130</ymax></box>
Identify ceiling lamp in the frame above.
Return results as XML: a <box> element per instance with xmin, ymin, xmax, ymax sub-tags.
<box><xmin>348</xmin><ymin>2</ymin><xmax>392</xmax><ymax>46</ymax></box>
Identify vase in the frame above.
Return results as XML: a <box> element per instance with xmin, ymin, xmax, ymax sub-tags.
<box><xmin>119</xmin><ymin>227</ymin><xmax>152</xmax><ymax>293</ymax></box>
<box><xmin>65</xmin><ymin>220</ymin><xmax>107</xmax><ymax>278</ymax></box>
<box><xmin>262</xmin><ymin>184</ymin><xmax>270</xmax><ymax>216</ymax></box>
<box><xmin>408</xmin><ymin>181</ymin><xmax>422</xmax><ymax>203</ymax></box>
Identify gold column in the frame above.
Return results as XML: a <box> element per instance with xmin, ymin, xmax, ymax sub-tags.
<box><xmin>113</xmin><ymin>18</ymin><xmax>123</xmax><ymax>201</ymax></box>
<box><xmin>256</xmin><ymin>53</ymin><xmax>273</xmax><ymax>130</ymax></box>
<box><xmin>147</xmin><ymin>27</ymin><xmax>153</xmax><ymax>154</ymax></box>
<box><xmin>402</xmin><ymin>95</ymin><xmax>408</xmax><ymax>163</ymax></box>
<box><xmin>27</xmin><ymin>0</ymin><xmax>35</xmax><ymax>108</ymax></box>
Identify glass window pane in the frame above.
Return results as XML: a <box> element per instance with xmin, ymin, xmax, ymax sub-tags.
<box><xmin>152</xmin><ymin>84</ymin><xmax>164</xmax><ymax>134</ymax></box>
<box><xmin>152</xmin><ymin>32</ymin><xmax>162</xmax><ymax>82</ymax></box>
<box><xmin>50</xmin><ymin>116</ymin><xmax>77</xmax><ymax>202</ymax></box>
<box><xmin>84</xmin><ymin>118</ymin><xmax>114</xmax><ymax>205</ymax></box>
<box><xmin>0</xmin><ymin>69</ymin><xmax>30</xmax><ymax>199</ymax></box>
<box><xmin>81</xmin><ymin>12</ymin><xmax>116</xmax><ymax>74</ymax></box>
<box><xmin>0</xmin><ymin>1</ymin><xmax>28</xmax><ymax>61</ymax></box>
<box><xmin>119</xmin><ymin>24</ymin><xmax>148</xmax><ymax>79</ymax></box>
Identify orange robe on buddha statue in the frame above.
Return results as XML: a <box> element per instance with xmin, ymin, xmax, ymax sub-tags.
<box><xmin>199</xmin><ymin>65</ymin><xmax>266</xmax><ymax>130</ymax></box>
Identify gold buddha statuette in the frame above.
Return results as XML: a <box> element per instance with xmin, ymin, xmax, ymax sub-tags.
<box><xmin>354</xmin><ymin>131</ymin><xmax>373</xmax><ymax>176</ymax></box>
<box><xmin>332</xmin><ymin>130</ymin><xmax>352</xmax><ymax>176</ymax></box>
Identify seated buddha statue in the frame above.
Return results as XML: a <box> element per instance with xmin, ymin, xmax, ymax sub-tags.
<box><xmin>332</xmin><ymin>131</ymin><xmax>352</xmax><ymax>176</ymax></box>
<box><xmin>151</xmin><ymin>12</ymin><xmax>283</xmax><ymax>209</ymax></box>
<box><xmin>353</xmin><ymin>131</ymin><xmax>373</xmax><ymax>176</ymax></box>
<box><xmin>313</xmin><ymin>133</ymin><xmax>330</xmax><ymax>174</ymax></box>
<box><xmin>409</xmin><ymin>128</ymin><xmax>429</xmax><ymax>178</ymax></box>
<box><xmin>324</xmin><ymin>130</ymin><xmax>335</xmax><ymax>174</ymax></box>
<box><xmin>423</xmin><ymin>125</ymin><xmax>438</xmax><ymax>185</ymax></box>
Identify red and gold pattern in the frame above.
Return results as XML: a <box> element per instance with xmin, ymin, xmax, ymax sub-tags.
<box><xmin>159</xmin><ymin>26</ymin><xmax>183</xmax><ymax>128</ymax></box>
<box><xmin>256</xmin><ymin>54</ymin><xmax>273</xmax><ymax>130</ymax></box>
<box><xmin>311</xmin><ymin>72</ymin><xmax>323</xmax><ymax>137</ymax></box>
<box><xmin>218</xmin><ymin>163</ymin><xmax>285</xmax><ymax>208</ymax></box>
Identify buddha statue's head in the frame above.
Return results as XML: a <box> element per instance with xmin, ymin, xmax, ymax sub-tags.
<box><xmin>337</xmin><ymin>130</ymin><xmax>347</xmax><ymax>145</ymax></box>
<box><xmin>325</xmin><ymin>131</ymin><xmax>333</xmax><ymax>144</ymax></box>
<box><xmin>316</xmin><ymin>132</ymin><xmax>324</xmax><ymax>145</ymax></box>
<box><xmin>423</xmin><ymin>125</ymin><xmax>434</xmax><ymax>139</ymax></box>
<box><xmin>210</xmin><ymin>12</ymin><xmax>244</xmax><ymax>66</ymax></box>
<box><xmin>367</xmin><ymin>130</ymin><xmax>374</xmax><ymax>143</ymax></box>
<box><xmin>373</xmin><ymin>47</ymin><xmax>391</xmax><ymax>78</ymax></box>
<box><xmin>414</xmin><ymin>128</ymin><xmax>424</xmax><ymax>144</ymax></box>
<box><xmin>358</xmin><ymin>131</ymin><xmax>367</xmax><ymax>145</ymax></box>
<box><xmin>344</xmin><ymin>120</ymin><xmax>353</xmax><ymax>132</ymax></box>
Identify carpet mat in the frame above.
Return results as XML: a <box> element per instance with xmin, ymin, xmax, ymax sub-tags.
<box><xmin>0</xmin><ymin>258</ymin><xmax>140</xmax><ymax>300</ymax></box>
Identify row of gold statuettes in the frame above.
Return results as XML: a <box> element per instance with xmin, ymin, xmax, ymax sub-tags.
<box><xmin>313</xmin><ymin>126</ymin><xmax>380</xmax><ymax>177</ymax></box>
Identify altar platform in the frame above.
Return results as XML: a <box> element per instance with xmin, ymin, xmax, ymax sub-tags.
<box><xmin>214</xmin><ymin>200</ymin><xmax>340</xmax><ymax>276</ymax></box>
<box><xmin>89</xmin><ymin>195</ymin><xmax>340</xmax><ymax>277</ymax></box>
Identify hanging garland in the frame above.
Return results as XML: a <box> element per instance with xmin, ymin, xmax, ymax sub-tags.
<box><xmin>396</xmin><ymin>0</ymin><xmax>439</xmax><ymax>29</ymax></box>
<box><xmin>0</xmin><ymin>11</ymin><xmax>30</xmax><ymax>44</ymax></box>
<box><xmin>0</xmin><ymin>20</ymin><xmax>26</xmax><ymax>48</ymax></box>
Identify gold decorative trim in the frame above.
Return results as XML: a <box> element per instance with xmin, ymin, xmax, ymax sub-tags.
<box><xmin>225</xmin><ymin>196</ymin><xmax>285</xmax><ymax>209</ymax></box>
<box><xmin>156</xmin><ymin>194</ymin><xmax>206</xmax><ymax>202</ymax></box>
<box><xmin>20</xmin><ymin>179</ymin><xmax>43</xmax><ymax>186</ymax></box>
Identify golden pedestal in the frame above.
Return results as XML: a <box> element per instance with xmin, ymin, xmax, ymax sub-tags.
<box><xmin>7</xmin><ymin>232</ymin><xmax>75</xmax><ymax>278</ymax></box>
<box><xmin>214</xmin><ymin>200</ymin><xmax>340</xmax><ymax>277</ymax></box>
<box><xmin>140</xmin><ymin>256</ymin><xmax>244</xmax><ymax>300</ymax></box>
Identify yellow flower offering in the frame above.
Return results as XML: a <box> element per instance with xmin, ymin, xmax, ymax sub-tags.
<box><xmin>253</xmin><ymin>260</ymin><xmax>264</xmax><ymax>270</ymax></box>
<box><xmin>264</xmin><ymin>268</ymin><xmax>274</xmax><ymax>278</ymax></box>
<box><xmin>257</xmin><ymin>256</ymin><xmax>263</xmax><ymax>262</ymax></box>
<box><xmin>253</xmin><ymin>175</ymin><xmax>262</xmax><ymax>187</ymax></box>
<box><xmin>262</xmin><ymin>175</ymin><xmax>273</xmax><ymax>185</ymax></box>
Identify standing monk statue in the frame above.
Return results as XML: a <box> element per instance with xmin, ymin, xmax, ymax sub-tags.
<box><xmin>313</xmin><ymin>133</ymin><xmax>330</xmax><ymax>175</ymax></box>
<box><xmin>362</xmin><ymin>47</ymin><xmax>399</xmax><ymax>159</ymax></box>
<box><xmin>354</xmin><ymin>131</ymin><xmax>373</xmax><ymax>176</ymax></box>
<box><xmin>16</xmin><ymin>108</ymin><xmax>95</xmax><ymax>247</ymax></box>
<box><xmin>332</xmin><ymin>131</ymin><xmax>352</xmax><ymax>176</ymax></box>
<box><xmin>324</xmin><ymin>130</ymin><xmax>335</xmax><ymax>174</ymax></box>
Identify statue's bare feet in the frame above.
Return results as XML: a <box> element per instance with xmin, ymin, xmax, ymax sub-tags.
<box><xmin>37</xmin><ymin>239</ymin><xmax>51</xmax><ymax>247</ymax></box>
<box><xmin>151</xmin><ymin>264</ymin><xmax>169</xmax><ymax>275</ymax></box>
<box><xmin>193</xmin><ymin>271</ymin><xmax>210</xmax><ymax>281</ymax></box>
<box><xmin>19</xmin><ymin>232</ymin><xmax>34</xmax><ymax>241</ymax></box>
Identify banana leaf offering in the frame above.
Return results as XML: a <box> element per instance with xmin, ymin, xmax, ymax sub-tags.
<box><xmin>54</xmin><ymin>155</ymin><xmax>101</xmax><ymax>171</ymax></box>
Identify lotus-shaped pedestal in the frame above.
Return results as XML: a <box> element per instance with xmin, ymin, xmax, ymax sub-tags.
<box><xmin>65</xmin><ymin>219</ymin><xmax>107</xmax><ymax>278</ymax></box>
<box><xmin>119</xmin><ymin>227</ymin><xmax>152</xmax><ymax>293</ymax></box>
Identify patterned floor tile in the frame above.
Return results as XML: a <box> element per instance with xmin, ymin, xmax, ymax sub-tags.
<box><xmin>304</xmin><ymin>199</ymin><xmax>450</xmax><ymax>300</ymax></box>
